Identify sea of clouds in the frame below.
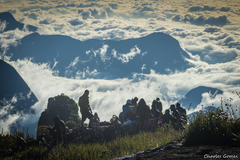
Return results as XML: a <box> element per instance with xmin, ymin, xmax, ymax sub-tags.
<box><xmin>0</xmin><ymin>0</ymin><xmax>240</xmax><ymax>136</ymax></box>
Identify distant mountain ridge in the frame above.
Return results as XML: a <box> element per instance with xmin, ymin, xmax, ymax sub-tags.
<box><xmin>4</xmin><ymin>32</ymin><xmax>191</xmax><ymax>79</ymax></box>
<box><xmin>0</xmin><ymin>12</ymin><xmax>37</xmax><ymax>32</ymax></box>
<box><xmin>187</xmin><ymin>106</ymin><xmax>218</xmax><ymax>122</ymax></box>
<box><xmin>178</xmin><ymin>86</ymin><xmax>223</xmax><ymax>110</ymax></box>
<box><xmin>0</xmin><ymin>60</ymin><xmax>38</xmax><ymax>119</ymax></box>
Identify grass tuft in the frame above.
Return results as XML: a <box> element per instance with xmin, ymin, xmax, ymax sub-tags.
<box><xmin>184</xmin><ymin>108</ymin><xmax>240</xmax><ymax>146</ymax></box>
<box><xmin>1</xmin><ymin>125</ymin><xmax>185</xmax><ymax>159</ymax></box>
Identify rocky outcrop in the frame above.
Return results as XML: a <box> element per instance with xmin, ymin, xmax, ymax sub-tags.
<box><xmin>37</xmin><ymin>94</ymin><xmax>80</xmax><ymax>127</ymax></box>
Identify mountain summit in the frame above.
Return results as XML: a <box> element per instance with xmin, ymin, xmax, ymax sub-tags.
<box><xmin>5</xmin><ymin>32</ymin><xmax>191</xmax><ymax>79</ymax></box>
<box><xmin>178</xmin><ymin>86</ymin><xmax>223</xmax><ymax>110</ymax></box>
<box><xmin>0</xmin><ymin>12</ymin><xmax>37</xmax><ymax>32</ymax></box>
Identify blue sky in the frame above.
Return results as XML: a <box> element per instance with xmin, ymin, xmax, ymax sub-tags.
<box><xmin>0</xmin><ymin>0</ymin><xmax>240</xmax><ymax>135</ymax></box>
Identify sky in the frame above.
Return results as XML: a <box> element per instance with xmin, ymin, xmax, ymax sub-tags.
<box><xmin>0</xmin><ymin>0</ymin><xmax>240</xmax><ymax>136</ymax></box>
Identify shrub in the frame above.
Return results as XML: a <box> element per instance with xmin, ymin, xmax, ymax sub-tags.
<box><xmin>37</xmin><ymin>125</ymin><xmax>52</xmax><ymax>142</ymax></box>
<box><xmin>1</xmin><ymin>125</ymin><xmax>185</xmax><ymax>159</ymax></box>
<box><xmin>184</xmin><ymin>108</ymin><xmax>240</xmax><ymax>146</ymax></box>
<box><xmin>66</xmin><ymin>120</ymin><xmax>77</xmax><ymax>129</ymax></box>
<box><xmin>0</xmin><ymin>128</ymin><xmax>34</xmax><ymax>155</ymax></box>
<box><xmin>0</xmin><ymin>133</ymin><xmax>18</xmax><ymax>154</ymax></box>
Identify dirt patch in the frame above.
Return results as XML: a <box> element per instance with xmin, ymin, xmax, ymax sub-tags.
<box><xmin>114</xmin><ymin>137</ymin><xmax>240</xmax><ymax>160</ymax></box>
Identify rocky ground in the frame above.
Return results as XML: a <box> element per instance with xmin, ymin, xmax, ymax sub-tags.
<box><xmin>114</xmin><ymin>137</ymin><xmax>240</xmax><ymax>160</ymax></box>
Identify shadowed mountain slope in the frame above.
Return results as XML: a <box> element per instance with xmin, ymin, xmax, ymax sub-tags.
<box><xmin>0</xmin><ymin>60</ymin><xmax>38</xmax><ymax>118</ymax></box>
<box><xmin>4</xmin><ymin>32</ymin><xmax>191</xmax><ymax>79</ymax></box>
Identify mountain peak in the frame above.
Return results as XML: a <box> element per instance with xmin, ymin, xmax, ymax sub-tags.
<box><xmin>146</xmin><ymin>32</ymin><xmax>170</xmax><ymax>38</ymax></box>
<box><xmin>178</xmin><ymin>86</ymin><xmax>223</xmax><ymax>110</ymax></box>
<box><xmin>145</xmin><ymin>32</ymin><xmax>179</xmax><ymax>43</ymax></box>
<box><xmin>0</xmin><ymin>11</ymin><xmax>37</xmax><ymax>32</ymax></box>
<box><xmin>23</xmin><ymin>32</ymin><xmax>40</xmax><ymax>39</ymax></box>
<box><xmin>0</xmin><ymin>12</ymin><xmax>16</xmax><ymax>22</ymax></box>
<box><xmin>185</xmin><ymin>86</ymin><xmax>223</xmax><ymax>97</ymax></box>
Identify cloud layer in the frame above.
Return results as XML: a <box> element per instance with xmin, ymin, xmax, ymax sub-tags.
<box><xmin>1</xmin><ymin>53</ymin><xmax>239</xmax><ymax>136</ymax></box>
<box><xmin>0</xmin><ymin>0</ymin><xmax>240</xmax><ymax>136</ymax></box>
<box><xmin>172</xmin><ymin>14</ymin><xmax>230</xmax><ymax>26</ymax></box>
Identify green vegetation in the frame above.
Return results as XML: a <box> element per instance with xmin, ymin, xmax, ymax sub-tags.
<box><xmin>1</xmin><ymin>96</ymin><xmax>240</xmax><ymax>159</ymax></box>
<box><xmin>185</xmin><ymin>104</ymin><xmax>240</xmax><ymax>145</ymax></box>
<box><xmin>0</xmin><ymin>128</ymin><xmax>34</xmax><ymax>156</ymax></box>
<box><xmin>1</xmin><ymin>108</ymin><xmax>240</xmax><ymax>159</ymax></box>
<box><xmin>65</xmin><ymin>120</ymin><xmax>77</xmax><ymax>129</ymax></box>
<box><xmin>37</xmin><ymin>125</ymin><xmax>53</xmax><ymax>142</ymax></box>
<box><xmin>0</xmin><ymin>125</ymin><xmax>185</xmax><ymax>160</ymax></box>
<box><xmin>51</xmin><ymin>126</ymin><xmax>184</xmax><ymax>160</ymax></box>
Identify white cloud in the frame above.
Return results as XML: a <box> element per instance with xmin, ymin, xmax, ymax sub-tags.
<box><xmin>0</xmin><ymin>20</ymin><xmax>7</xmax><ymax>32</ymax></box>
<box><xmin>0</xmin><ymin>0</ymin><xmax>240</xmax><ymax>137</ymax></box>
<box><xmin>1</xmin><ymin>40</ymin><xmax>240</xmax><ymax>136</ymax></box>
<box><xmin>39</xmin><ymin>17</ymin><xmax>56</xmax><ymax>24</ymax></box>
<box><xmin>0</xmin><ymin>113</ymin><xmax>21</xmax><ymax>135</ymax></box>
<box><xmin>0</xmin><ymin>29</ymin><xmax>32</xmax><ymax>50</ymax></box>
<box><xmin>75</xmin><ymin>68</ymin><xmax>98</xmax><ymax>79</ymax></box>
<box><xmin>79</xmin><ymin>10</ymin><xmax>93</xmax><ymax>20</ymax></box>
<box><xmin>188</xmin><ymin>92</ymin><xmax>240</xmax><ymax>118</ymax></box>
<box><xmin>0</xmin><ymin>97</ymin><xmax>17</xmax><ymax>116</ymax></box>
<box><xmin>94</xmin><ymin>44</ymin><xmax>109</xmax><ymax>62</ymax></box>
<box><xmin>0</xmin><ymin>93</ymin><xmax>34</xmax><ymax>135</ymax></box>
<box><xmin>141</xmin><ymin>64</ymin><xmax>146</xmax><ymax>72</ymax></box>
<box><xmin>114</xmin><ymin>45</ymin><xmax>143</xmax><ymax>63</ymax></box>
<box><xmin>67</xmin><ymin>56</ymin><xmax>79</xmax><ymax>69</ymax></box>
